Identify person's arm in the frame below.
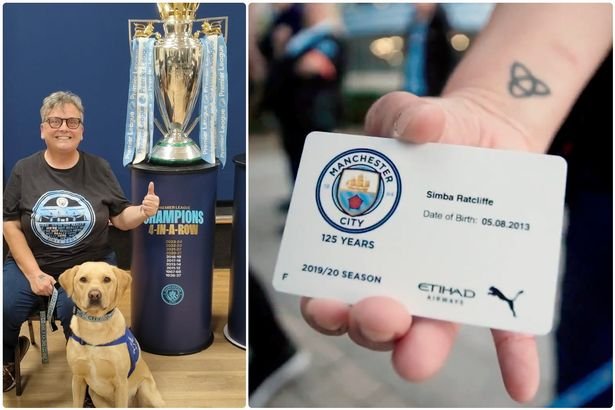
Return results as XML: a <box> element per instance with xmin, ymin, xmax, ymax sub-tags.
<box><xmin>110</xmin><ymin>206</ymin><xmax>148</xmax><ymax>231</ymax></box>
<box><xmin>110</xmin><ymin>182</ymin><xmax>159</xmax><ymax>231</ymax></box>
<box><xmin>443</xmin><ymin>4</ymin><xmax>612</xmax><ymax>151</ymax></box>
<box><xmin>3</xmin><ymin>220</ymin><xmax>55</xmax><ymax>295</ymax></box>
<box><xmin>294</xmin><ymin>4</ymin><xmax>343</xmax><ymax>79</ymax></box>
<box><xmin>307</xmin><ymin>4</ymin><xmax>612</xmax><ymax>404</ymax></box>
<box><xmin>367</xmin><ymin>4</ymin><xmax>612</xmax><ymax>152</ymax></box>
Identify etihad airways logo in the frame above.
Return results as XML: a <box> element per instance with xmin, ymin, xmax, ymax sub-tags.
<box><xmin>418</xmin><ymin>282</ymin><xmax>476</xmax><ymax>305</ymax></box>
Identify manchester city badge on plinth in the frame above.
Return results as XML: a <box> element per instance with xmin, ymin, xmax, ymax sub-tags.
<box><xmin>124</xmin><ymin>3</ymin><xmax>228</xmax><ymax>166</ymax></box>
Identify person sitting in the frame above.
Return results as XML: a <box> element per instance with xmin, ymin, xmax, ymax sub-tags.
<box><xmin>3</xmin><ymin>90</ymin><xmax>160</xmax><ymax>393</ymax></box>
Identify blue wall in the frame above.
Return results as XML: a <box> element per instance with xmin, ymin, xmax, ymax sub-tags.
<box><xmin>3</xmin><ymin>3</ymin><xmax>246</xmax><ymax>202</ymax></box>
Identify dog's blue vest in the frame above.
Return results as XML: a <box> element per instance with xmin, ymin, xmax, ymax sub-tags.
<box><xmin>70</xmin><ymin>328</ymin><xmax>140</xmax><ymax>377</ymax></box>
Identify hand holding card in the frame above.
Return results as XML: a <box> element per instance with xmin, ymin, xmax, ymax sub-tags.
<box><xmin>274</xmin><ymin>131</ymin><xmax>566</xmax><ymax>404</ymax></box>
<box><xmin>273</xmin><ymin>5</ymin><xmax>609</xmax><ymax>406</ymax></box>
<box><xmin>274</xmin><ymin>132</ymin><xmax>566</xmax><ymax>334</ymax></box>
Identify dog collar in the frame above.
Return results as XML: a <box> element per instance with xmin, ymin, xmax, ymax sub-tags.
<box><xmin>73</xmin><ymin>306</ymin><xmax>115</xmax><ymax>322</ymax></box>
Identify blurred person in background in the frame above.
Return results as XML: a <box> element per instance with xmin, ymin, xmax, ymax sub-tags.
<box><xmin>403</xmin><ymin>3</ymin><xmax>456</xmax><ymax>96</ymax></box>
<box><xmin>547</xmin><ymin>41</ymin><xmax>612</xmax><ymax>410</ymax></box>
<box><xmin>256</xmin><ymin>3</ymin><xmax>347</xmax><ymax>183</ymax></box>
<box><xmin>301</xmin><ymin>4</ymin><xmax>612</xmax><ymax>406</ymax></box>
<box><xmin>248</xmin><ymin>5</ymin><xmax>268</xmax><ymax>112</ymax></box>
<box><xmin>250</xmin><ymin>6</ymin><xmax>349</xmax><ymax>404</ymax></box>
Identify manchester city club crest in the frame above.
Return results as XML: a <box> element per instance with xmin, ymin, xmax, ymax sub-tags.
<box><xmin>316</xmin><ymin>148</ymin><xmax>401</xmax><ymax>233</ymax></box>
<box><xmin>336</xmin><ymin>169</ymin><xmax>380</xmax><ymax>216</ymax></box>
<box><xmin>161</xmin><ymin>284</ymin><xmax>185</xmax><ymax>305</ymax></box>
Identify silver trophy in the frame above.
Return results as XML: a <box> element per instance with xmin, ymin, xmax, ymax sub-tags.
<box><xmin>126</xmin><ymin>3</ymin><xmax>227</xmax><ymax>166</ymax></box>
<box><xmin>151</xmin><ymin>3</ymin><xmax>202</xmax><ymax>164</ymax></box>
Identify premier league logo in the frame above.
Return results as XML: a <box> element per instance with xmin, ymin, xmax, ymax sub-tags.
<box><xmin>316</xmin><ymin>148</ymin><xmax>401</xmax><ymax>233</ymax></box>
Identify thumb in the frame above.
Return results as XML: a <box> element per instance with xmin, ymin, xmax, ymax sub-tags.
<box><xmin>365</xmin><ymin>91</ymin><xmax>445</xmax><ymax>144</ymax></box>
<box><xmin>147</xmin><ymin>181</ymin><xmax>155</xmax><ymax>195</ymax></box>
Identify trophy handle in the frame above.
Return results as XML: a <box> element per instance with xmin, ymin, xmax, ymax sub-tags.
<box><xmin>128</xmin><ymin>19</ymin><xmax>164</xmax><ymax>44</ymax></box>
<box><xmin>154</xmin><ymin>118</ymin><xmax>167</xmax><ymax>136</ymax></box>
<box><xmin>133</xmin><ymin>22</ymin><xmax>159</xmax><ymax>39</ymax></box>
<box><xmin>129</xmin><ymin>16</ymin><xmax>228</xmax><ymax>44</ymax></box>
<box><xmin>194</xmin><ymin>16</ymin><xmax>229</xmax><ymax>41</ymax></box>
<box><xmin>196</xmin><ymin>21</ymin><xmax>221</xmax><ymax>38</ymax></box>
<box><xmin>185</xmin><ymin>116</ymin><xmax>199</xmax><ymax>137</ymax></box>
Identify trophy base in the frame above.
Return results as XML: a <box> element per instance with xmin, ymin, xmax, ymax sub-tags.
<box><xmin>149</xmin><ymin>137</ymin><xmax>202</xmax><ymax>165</ymax></box>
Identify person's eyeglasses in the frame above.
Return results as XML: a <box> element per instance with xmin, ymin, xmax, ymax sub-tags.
<box><xmin>44</xmin><ymin>117</ymin><xmax>82</xmax><ymax>129</ymax></box>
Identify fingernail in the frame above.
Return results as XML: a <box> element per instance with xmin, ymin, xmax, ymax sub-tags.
<box><xmin>320</xmin><ymin>322</ymin><xmax>348</xmax><ymax>335</ymax></box>
<box><xmin>309</xmin><ymin>313</ymin><xmax>344</xmax><ymax>333</ymax></box>
<box><xmin>330</xmin><ymin>325</ymin><xmax>349</xmax><ymax>335</ymax></box>
<box><xmin>360</xmin><ymin>326</ymin><xmax>386</xmax><ymax>343</ymax></box>
<box><xmin>392</xmin><ymin>110</ymin><xmax>409</xmax><ymax>139</ymax></box>
<box><xmin>304</xmin><ymin>310</ymin><xmax>347</xmax><ymax>335</ymax></box>
<box><xmin>392</xmin><ymin>112</ymin><xmax>403</xmax><ymax>138</ymax></box>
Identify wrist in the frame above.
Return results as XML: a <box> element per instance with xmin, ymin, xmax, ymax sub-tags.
<box><xmin>24</xmin><ymin>268</ymin><xmax>45</xmax><ymax>281</ymax></box>
<box><xmin>140</xmin><ymin>205</ymin><xmax>157</xmax><ymax>224</ymax></box>
<box><xmin>440</xmin><ymin>87</ymin><xmax>545</xmax><ymax>152</ymax></box>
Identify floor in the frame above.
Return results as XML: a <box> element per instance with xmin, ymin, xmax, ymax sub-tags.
<box><xmin>249</xmin><ymin>131</ymin><xmax>564</xmax><ymax>407</ymax></box>
<box><xmin>3</xmin><ymin>269</ymin><xmax>246</xmax><ymax>408</ymax></box>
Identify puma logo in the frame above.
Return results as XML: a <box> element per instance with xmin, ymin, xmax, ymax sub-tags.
<box><xmin>488</xmin><ymin>286</ymin><xmax>524</xmax><ymax>317</ymax></box>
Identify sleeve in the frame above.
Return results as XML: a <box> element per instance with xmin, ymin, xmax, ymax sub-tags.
<box><xmin>100</xmin><ymin>160</ymin><xmax>132</xmax><ymax>217</ymax></box>
<box><xmin>3</xmin><ymin>161</ymin><xmax>23</xmax><ymax>221</ymax></box>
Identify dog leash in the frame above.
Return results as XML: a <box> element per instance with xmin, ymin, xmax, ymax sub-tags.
<box><xmin>39</xmin><ymin>298</ymin><xmax>49</xmax><ymax>364</ymax></box>
<box><xmin>47</xmin><ymin>283</ymin><xmax>60</xmax><ymax>331</ymax></box>
<box><xmin>40</xmin><ymin>283</ymin><xmax>61</xmax><ymax>363</ymax></box>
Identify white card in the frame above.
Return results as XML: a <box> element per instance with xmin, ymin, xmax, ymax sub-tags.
<box><xmin>273</xmin><ymin>132</ymin><xmax>567</xmax><ymax>335</ymax></box>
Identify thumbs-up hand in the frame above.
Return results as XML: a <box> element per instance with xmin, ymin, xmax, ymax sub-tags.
<box><xmin>140</xmin><ymin>181</ymin><xmax>160</xmax><ymax>218</ymax></box>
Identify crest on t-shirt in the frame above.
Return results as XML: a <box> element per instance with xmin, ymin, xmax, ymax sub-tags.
<box><xmin>31</xmin><ymin>190</ymin><xmax>96</xmax><ymax>248</ymax></box>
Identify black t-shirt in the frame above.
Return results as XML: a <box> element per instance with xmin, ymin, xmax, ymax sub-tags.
<box><xmin>3</xmin><ymin>151</ymin><xmax>131</xmax><ymax>276</ymax></box>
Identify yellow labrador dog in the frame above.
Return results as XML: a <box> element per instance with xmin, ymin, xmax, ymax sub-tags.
<box><xmin>59</xmin><ymin>262</ymin><xmax>165</xmax><ymax>408</ymax></box>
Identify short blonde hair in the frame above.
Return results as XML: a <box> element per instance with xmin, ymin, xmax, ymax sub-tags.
<box><xmin>40</xmin><ymin>91</ymin><xmax>84</xmax><ymax>123</ymax></box>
